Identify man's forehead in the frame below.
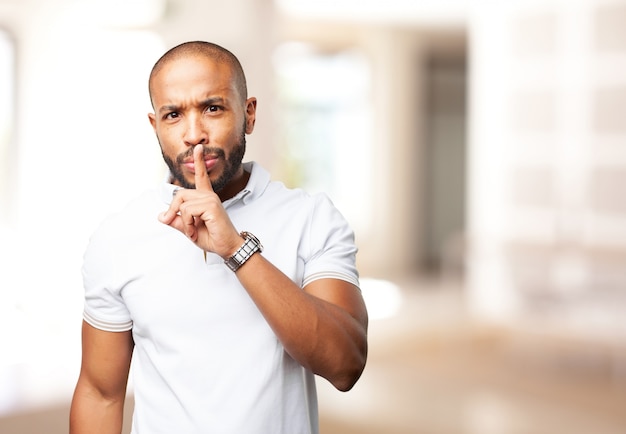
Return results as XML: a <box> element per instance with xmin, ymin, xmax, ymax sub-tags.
<box><xmin>149</xmin><ymin>52</ymin><xmax>244</xmax><ymax>107</ymax></box>
<box><xmin>162</xmin><ymin>53</ymin><xmax>226</xmax><ymax>75</ymax></box>
<box><xmin>152</xmin><ymin>54</ymin><xmax>229</xmax><ymax>89</ymax></box>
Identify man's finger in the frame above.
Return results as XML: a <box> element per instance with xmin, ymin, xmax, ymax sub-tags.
<box><xmin>180</xmin><ymin>205</ymin><xmax>198</xmax><ymax>241</ymax></box>
<box><xmin>193</xmin><ymin>144</ymin><xmax>213</xmax><ymax>192</ymax></box>
<box><xmin>158</xmin><ymin>188</ymin><xmax>184</xmax><ymax>224</ymax></box>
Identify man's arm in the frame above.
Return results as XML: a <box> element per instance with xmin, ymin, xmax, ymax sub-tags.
<box><xmin>236</xmin><ymin>255</ymin><xmax>368</xmax><ymax>391</ymax></box>
<box><xmin>70</xmin><ymin>321</ymin><xmax>134</xmax><ymax>434</ymax></box>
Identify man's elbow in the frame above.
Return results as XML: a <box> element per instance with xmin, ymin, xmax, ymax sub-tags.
<box><xmin>330</xmin><ymin>349</ymin><xmax>367</xmax><ymax>392</ymax></box>
<box><xmin>332</xmin><ymin>365</ymin><xmax>365</xmax><ymax>392</ymax></box>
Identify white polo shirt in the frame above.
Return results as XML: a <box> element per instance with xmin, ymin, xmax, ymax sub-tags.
<box><xmin>81</xmin><ymin>162</ymin><xmax>359</xmax><ymax>434</ymax></box>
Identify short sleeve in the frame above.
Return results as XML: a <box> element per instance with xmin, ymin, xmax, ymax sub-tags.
<box><xmin>81</xmin><ymin>220</ymin><xmax>133</xmax><ymax>332</ymax></box>
<box><xmin>301</xmin><ymin>194</ymin><xmax>359</xmax><ymax>289</ymax></box>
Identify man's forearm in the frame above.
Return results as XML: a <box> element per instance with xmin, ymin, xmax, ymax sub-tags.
<box><xmin>70</xmin><ymin>387</ymin><xmax>126</xmax><ymax>434</ymax></box>
<box><xmin>234</xmin><ymin>253</ymin><xmax>368</xmax><ymax>391</ymax></box>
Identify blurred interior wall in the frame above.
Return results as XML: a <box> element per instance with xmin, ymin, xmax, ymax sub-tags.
<box><xmin>278</xmin><ymin>17</ymin><xmax>470</xmax><ymax>277</ymax></box>
<box><xmin>17</xmin><ymin>0</ymin><xmax>626</xmax><ymax>330</ymax></box>
<box><xmin>467</xmin><ymin>0</ymin><xmax>626</xmax><ymax>326</ymax></box>
<box><xmin>0</xmin><ymin>0</ymin><xmax>473</xmax><ymax>287</ymax></box>
<box><xmin>0</xmin><ymin>0</ymin><xmax>282</xmax><ymax>325</ymax></box>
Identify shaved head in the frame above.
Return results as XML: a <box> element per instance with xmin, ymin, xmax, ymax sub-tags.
<box><xmin>149</xmin><ymin>41</ymin><xmax>248</xmax><ymax>107</ymax></box>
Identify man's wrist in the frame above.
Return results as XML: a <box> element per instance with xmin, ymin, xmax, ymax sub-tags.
<box><xmin>224</xmin><ymin>232</ymin><xmax>263</xmax><ymax>272</ymax></box>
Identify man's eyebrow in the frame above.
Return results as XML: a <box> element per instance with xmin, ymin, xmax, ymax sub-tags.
<box><xmin>201</xmin><ymin>97</ymin><xmax>227</xmax><ymax>106</ymax></box>
<box><xmin>158</xmin><ymin>104</ymin><xmax>180</xmax><ymax>115</ymax></box>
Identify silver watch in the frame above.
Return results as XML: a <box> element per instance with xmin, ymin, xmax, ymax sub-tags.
<box><xmin>224</xmin><ymin>232</ymin><xmax>263</xmax><ymax>272</ymax></box>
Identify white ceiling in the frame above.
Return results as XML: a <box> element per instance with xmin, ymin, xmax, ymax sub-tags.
<box><xmin>0</xmin><ymin>0</ymin><xmax>469</xmax><ymax>29</ymax></box>
<box><xmin>275</xmin><ymin>0</ymin><xmax>469</xmax><ymax>26</ymax></box>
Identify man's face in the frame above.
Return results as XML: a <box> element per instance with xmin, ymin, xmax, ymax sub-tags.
<box><xmin>148</xmin><ymin>55</ymin><xmax>256</xmax><ymax>193</ymax></box>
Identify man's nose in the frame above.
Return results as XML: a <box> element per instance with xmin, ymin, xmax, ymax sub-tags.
<box><xmin>184</xmin><ymin>114</ymin><xmax>208</xmax><ymax>146</ymax></box>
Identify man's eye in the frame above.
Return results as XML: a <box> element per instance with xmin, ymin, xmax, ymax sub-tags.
<box><xmin>207</xmin><ymin>105</ymin><xmax>221</xmax><ymax>113</ymax></box>
<box><xmin>165</xmin><ymin>112</ymin><xmax>179</xmax><ymax>120</ymax></box>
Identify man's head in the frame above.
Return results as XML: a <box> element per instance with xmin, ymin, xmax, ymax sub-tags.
<box><xmin>148</xmin><ymin>41</ymin><xmax>257</xmax><ymax>196</ymax></box>
<box><xmin>149</xmin><ymin>41</ymin><xmax>248</xmax><ymax>108</ymax></box>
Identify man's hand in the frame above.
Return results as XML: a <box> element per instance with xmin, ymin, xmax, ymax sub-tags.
<box><xmin>158</xmin><ymin>145</ymin><xmax>243</xmax><ymax>258</ymax></box>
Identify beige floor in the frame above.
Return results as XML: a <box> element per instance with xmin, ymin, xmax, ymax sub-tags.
<box><xmin>318</xmin><ymin>277</ymin><xmax>626</xmax><ymax>434</ymax></box>
<box><xmin>2</xmin><ymin>276</ymin><xmax>625</xmax><ymax>434</ymax></box>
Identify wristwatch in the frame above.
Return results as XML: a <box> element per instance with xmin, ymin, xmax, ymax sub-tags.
<box><xmin>224</xmin><ymin>232</ymin><xmax>263</xmax><ymax>272</ymax></box>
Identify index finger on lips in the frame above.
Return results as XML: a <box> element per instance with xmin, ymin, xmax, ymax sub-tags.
<box><xmin>193</xmin><ymin>144</ymin><xmax>213</xmax><ymax>192</ymax></box>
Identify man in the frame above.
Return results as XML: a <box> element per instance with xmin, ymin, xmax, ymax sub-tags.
<box><xmin>70</xmin><ymin>41</ymin><xmax>368</xmax><ymax>434</ymax></box>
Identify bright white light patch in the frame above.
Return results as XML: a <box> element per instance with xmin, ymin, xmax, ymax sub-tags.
<box><xmin>360</xmin><ymin>278</ymin><xmax>403</xmax><ymax>320</ymax></box>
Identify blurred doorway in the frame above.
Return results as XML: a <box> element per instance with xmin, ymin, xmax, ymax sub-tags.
<box><xmin>421</xmin><ymin>36</ymin><xmax>467</xmax><ymax>277</ymax></box>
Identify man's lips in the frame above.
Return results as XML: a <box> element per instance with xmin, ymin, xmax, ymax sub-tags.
<box><xmin>183</xmin><ymin>157</ymin><xmax>219</xmax><ymax>173</ymax></box>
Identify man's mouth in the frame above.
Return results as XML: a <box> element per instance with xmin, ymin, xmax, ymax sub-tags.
<box><xmin>183</xmin><ymin>157</ymin><xmax>219</xmax><ymax>173</ymax></box>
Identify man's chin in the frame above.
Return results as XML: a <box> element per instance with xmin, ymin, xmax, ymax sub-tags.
<box><xmin>168</xmin><ymin>173</ymin><xmax>195</xmax><ymax>189</ymax></box>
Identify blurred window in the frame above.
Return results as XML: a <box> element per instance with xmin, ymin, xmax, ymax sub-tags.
<box><xmin>273</xmin><ymin>42</ymin><xmax>372</xmax><ymax>232</ymax></box>
<box><xmin>0</xmin><ymin>28</ymin><xmax>14</xmax><ymax>223</ymax></box>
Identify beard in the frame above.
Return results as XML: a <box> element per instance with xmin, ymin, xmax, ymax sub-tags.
<box><xmin>161</xmin><ymin>127</ymin><xmax>247</xmax><ymax>192</ymax></box>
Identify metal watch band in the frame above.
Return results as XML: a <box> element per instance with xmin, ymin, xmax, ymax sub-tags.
<box><xmin>224</xmin><ymin>232</ymin><xmax>263</xmax><ymax>272</ymax></box>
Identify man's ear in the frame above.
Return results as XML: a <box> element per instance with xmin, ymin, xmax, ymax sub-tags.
<box><xmin>245</xmin><ymin>97</ymin><xmax>257</xmax><ymax>134</ymax></box>
<box><xmin>148</xmin><ymin>113</ymin><xmax>157</xmax><ymax>131</ymax></box>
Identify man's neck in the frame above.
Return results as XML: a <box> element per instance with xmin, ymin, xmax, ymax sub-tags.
<box><xmin>217</xmin><ymin>168</ymin><xmax>250</xmax><ymax>202</ymax></box>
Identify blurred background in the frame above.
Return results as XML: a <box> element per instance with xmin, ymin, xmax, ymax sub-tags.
<box><xmin>1</xmin><ymin>0</ymin><xmax>626</xmax><ymax>432</ymax></box>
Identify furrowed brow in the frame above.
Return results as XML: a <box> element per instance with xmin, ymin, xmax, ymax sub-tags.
<box><xmin>158</xmin><ymin>104</ymin><xmax>180</xmax><ymax>115</ymax></box>
<box><xmin>201</xmin><ymin>97</ymin><xmax>227</xmax><ymax>106</ymax></box>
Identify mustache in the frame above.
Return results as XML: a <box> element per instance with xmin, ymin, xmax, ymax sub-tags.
<box><xmin>175</xmin><ymin>146</ymin><xmax>225</xmax><ymax>164</ymax></box>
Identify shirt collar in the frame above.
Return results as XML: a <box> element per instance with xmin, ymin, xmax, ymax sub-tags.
<box><xmin>158</xmin><ymin>161</ymin><xmax>270</xmax><ymax>206</ymax></box>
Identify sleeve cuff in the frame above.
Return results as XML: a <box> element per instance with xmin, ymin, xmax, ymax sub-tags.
<box><xmin>302</xmin><ymin>271</ymin><xmax>360</xmax><ymax>289</ymax></box>
<box><xmin>83</xmin><ymin>309</ymin><xmax>133</xmax><ymax>332</ymax></box>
